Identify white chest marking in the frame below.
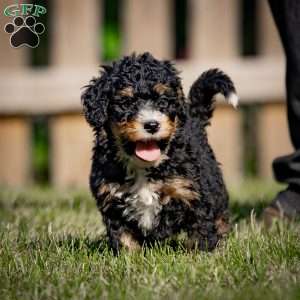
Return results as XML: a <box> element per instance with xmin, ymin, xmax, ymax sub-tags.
<box><xmin>123</xmin><ymin>172</ymin><xmax>161</xmax><ymax>233</ymax></box>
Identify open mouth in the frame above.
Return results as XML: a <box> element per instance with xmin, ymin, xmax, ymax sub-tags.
<box><xmin>135</xmin><ymin>140</ymin><xmax>161</xmax><ymax>162</ymax></box>
<box><xmin>120</xmin><ymin>138</ymin><xmax>169</xmax><ymax>163</ymax></box>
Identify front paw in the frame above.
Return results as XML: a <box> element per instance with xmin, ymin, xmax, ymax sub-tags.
<box><xmin>119</xmin><ymin>231</ymin><xmax>141</xmax><ymax>252</ymax></box>
<box><xmin>109</xmin><ymin>231</ymin><xmax>142</xmax><ymax>255</ymax></box>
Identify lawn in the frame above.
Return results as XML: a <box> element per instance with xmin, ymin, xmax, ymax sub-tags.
<box><xmin>0</xmin><ymin>181</ymin><xmax>299</xmax><ymax>300</ymax></box>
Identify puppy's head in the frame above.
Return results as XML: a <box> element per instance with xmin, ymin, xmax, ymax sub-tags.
<box><xmin>82</xmin><ymin>53</ymin><xmax>185</xmax><ymax>167</ymax></box>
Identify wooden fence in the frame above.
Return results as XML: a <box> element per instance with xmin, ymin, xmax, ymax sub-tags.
<box><xmin>0</xmin><ymin>0</ymin><xmax>293</xmax><ymax>187</ymax></box>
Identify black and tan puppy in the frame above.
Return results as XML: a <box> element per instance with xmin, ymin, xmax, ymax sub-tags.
<box><xmin>81</xmin><ymin>52</ymin><xmax>238</xmax><ymax>253</ymax></box>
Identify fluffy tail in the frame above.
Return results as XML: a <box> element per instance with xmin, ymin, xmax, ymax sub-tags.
<box><xmin>188</xmin><ymin>68</ymin><xmax>238</xmax><ymax>125</ymax></box>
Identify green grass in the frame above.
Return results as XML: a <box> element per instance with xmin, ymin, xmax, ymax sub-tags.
<box><xmin>0</xmin><ymin>181</ymin><xmax>299</xmax><ymax>300</ymax></box>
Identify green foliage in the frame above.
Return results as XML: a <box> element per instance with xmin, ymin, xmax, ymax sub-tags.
<box><xmin>0</xmin><ymin>182</ymin><xmax>299</xmax><ymax>300</ymax></box>
<box><xmin>102</xmin><ymin>0</ymin><xmax>121</xmax><ymax>61</ymax></box>
<box><xmin>103</xmin><ymin>24</ymin><xmax>121</xmax><ymax>61</ymax></box>
<box><xmin>32</xmin><ymin>117</ymin><xmax>49</xmax><ymax>185</ymax></box>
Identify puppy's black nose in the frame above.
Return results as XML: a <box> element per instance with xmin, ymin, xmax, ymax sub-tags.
<box><xmin>144</xmin><ymin>120</ymin><xmax>160</xmax><ymax>134</ymax></box>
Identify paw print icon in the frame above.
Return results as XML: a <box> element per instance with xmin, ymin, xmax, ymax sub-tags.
<box><xmin>4</xmin><ymin>16</ymin><xmax>45</xmax><ymax>48</ymax></box>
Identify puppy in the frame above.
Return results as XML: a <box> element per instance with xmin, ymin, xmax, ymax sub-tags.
<box><xmin>81</xmin><ymin>52</ymin><xmax>237</xmax><ymax>253</ymax></box>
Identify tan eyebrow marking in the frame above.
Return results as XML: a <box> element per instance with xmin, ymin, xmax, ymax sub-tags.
<box><xmin>117</xmin><ymin>86</ymin><xmax>134</xmax><ymax>97</ymax></box>
<box><xmin>153</xmin><ymin>83</ymin><xmax>171</xmax><ymax>95</ymax></box>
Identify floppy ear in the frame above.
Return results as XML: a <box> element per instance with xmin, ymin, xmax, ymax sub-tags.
<box><xmin>81</xmin><ymin>67</ymin><xmax>112</xmax><ymax>129</ymax></box>
<box><xmin>176</xmin><ymin>86</ymin><xmax>188</xmax><ymax>123</ymax></box>
<box><xmin>161</xmin><ymin>60</ymin><xmax>188</xmax><ymax>123</ymax></box>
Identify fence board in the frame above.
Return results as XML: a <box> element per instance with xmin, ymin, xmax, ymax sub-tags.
<box><xmin>257</xmin><ymin>0</ymin><xmax>283</xmax><ymax>56</ymax></box>
<box><xmin>188</xmin><ymin>0</ymin><xmax>239</xmax><ymax>59</ymax></box>
<box><xmin>208</xmin><ymin>105</ymin><xmax>242</xmax><ymax>184</ymax></box>
<box><xmin>0</xmin><ymin>2</ymin><xmax>28</xmax><ymax>67</ymax></box>
<box><xmin>51</xmin><ymin>0</ymin><xmax>100</xmax><ymax>66</ymax></box>
<box><xmin>257</xmin><ymin>103</ymin><xmax>293</xmax><ymax>178</ymax></box>
<box><xmin>50</xmin><ymin>114</ymin><xmax>93</xmax><ymax>187</ymax></box>
<box><xmin>0</xmin><ymin>117</ymin><xmax>31</xmax><ymax>186</ymax></box>
<box><xmin>122</xmin><ymin>0</ymin><xmax>173</xmax><ymax>59</ymax></box>
<box><xmin>0</xmin><ymin>59</ymin><xmax>285</xmax><ymax>115</ymax></box>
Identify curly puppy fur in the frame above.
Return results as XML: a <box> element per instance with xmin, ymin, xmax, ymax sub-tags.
<box><xmin>82</xmin><ymin>52</ymin><xmax>237</xmax><ymax>254</ymax></box>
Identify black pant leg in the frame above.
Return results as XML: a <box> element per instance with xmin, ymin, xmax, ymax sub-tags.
<box><xmin>268</xmin><ymin>0</ymin><xmax>300</xmax><ymax>187</ymax></box>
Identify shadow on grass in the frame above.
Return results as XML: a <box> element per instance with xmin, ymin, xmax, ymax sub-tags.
<box><xmin>57</xmin><ymin>236</ymin><xmax>110</xmax><ymax>254</ymax></box>
<box><xmin>55</xmin><ymin>236</ymin><xmax>187</xmax><ymax>254</ymax></box>
<box><xmin>25</xmin><ymin>236</ymin><xmax>185</xmax><ymax>256</ymax></box>
<box><xmin>25</xmin><ymin>235</ymin><xmax>110</xmax><ymax>255</ymax></box>
<box><xmin>230</xmin><ymin>200</ymin><xmax>267</xmax><ymax>222</ymax></box>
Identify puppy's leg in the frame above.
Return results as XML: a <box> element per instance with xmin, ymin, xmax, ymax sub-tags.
<box><xmin>185</xmin><ymin>211</ymin><xmax>229</xmax><ymax>251</ymax></box>
<box><xmin>185</xmin><ymin>220</ymin><xmax>220</xmax><ymax>251</ymax></box>
<box><xmin>101</xmin><ymin>200</ymin><xmax>142</xmax><ymax>254</ymax></box>
<box><xmin>97</xmin><ymin>183</ymin><xmax>142</xmax><ymax>253</ymax></box>
<box><xmin>104</xmin><ymin>217</ymin><xmax>141</xmax><ymax>254</ymax></box>
<box><xmin>119</xmin><ymin>231</ymin><xmax>141</xmax><ymax>251</ymax></box>
<box><xmin>186</xmin><ymin>212</ymin><xmax>230</xmax><ymax>251</ymax></box>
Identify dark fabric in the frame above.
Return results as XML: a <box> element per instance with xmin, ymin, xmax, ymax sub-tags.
<box><xmin>270</xmin><ymin>185</ymin><xmax>300</xmax><ymax>218</ymax></box>
<box><xmin>268</xmin><ymin>0</ymin><xmax>300</xmax><ymax>187</ymax></box>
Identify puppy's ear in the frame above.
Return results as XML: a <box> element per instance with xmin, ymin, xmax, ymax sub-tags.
<box><xmin>176</xmin><ymin>86</ymin><xmax>188</xmax><ymax>123</ymax></box>
<box><xmin>161</xmin><ymin>60</ymin><xmax>188</xmax><ymax>123</ymax></box>
<box><xmin>81</xmin><ymin>66</ymin><xmax>112</xmax><ymax>129</ymax></box>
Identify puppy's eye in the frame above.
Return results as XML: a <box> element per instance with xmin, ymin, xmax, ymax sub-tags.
<box><xmin>157</xmin><ymin>95</ymin><xmax>176</xmax><ymax>107</ymax></box>
<box><xmin>115</xmin><ymin>87</ymin><xmax>134</xmax><ymax>102</ymax></box>
<box><xmin>121</xmin><ymin>112</ymin><xmax>135</xmax><ymax>123</ymax></box>
<box><xmin>169</xmin><ymin>111</ymin><xmax>176</xmax><ymax>121</ymax></box>
<box><xmin>114</xmin><ymin>95</ymin><xmax>129</xmax><ymax>104</ymax></box>
<box><xmin>157</xmin><ymin>98</ymin><xmax>169</xmax><ymax>109</ymax></box>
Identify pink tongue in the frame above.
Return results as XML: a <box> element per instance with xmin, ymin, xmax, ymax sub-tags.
<box><xmin>135</xmin><ymin>141</ymin><xmax>161</xmax><ymax>162</ymax></box>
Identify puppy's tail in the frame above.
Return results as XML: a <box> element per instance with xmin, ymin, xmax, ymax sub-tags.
<box><xmin>188</xmin><ymin>68</ymin><xmax>238</xmax><ymax>125</ymax></box>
